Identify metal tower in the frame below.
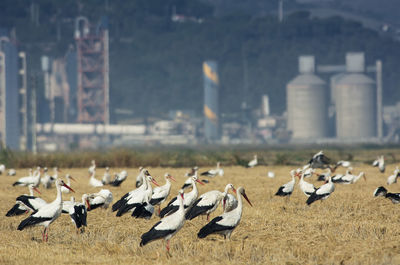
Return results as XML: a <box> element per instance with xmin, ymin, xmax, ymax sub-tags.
<box><xmin>75</xmin><ymin>16</ymin><xmax>109</xmax><ymax>124</ymax></box>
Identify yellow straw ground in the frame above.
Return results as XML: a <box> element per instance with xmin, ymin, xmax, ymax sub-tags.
<box><xmin>0</xmin><ymin>165</ymin><xmax>399</xmax><ymax>264</ymax></box>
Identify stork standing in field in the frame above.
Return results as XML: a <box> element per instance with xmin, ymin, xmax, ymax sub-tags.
<box><xmin>8</xmin><ymin>168</ymin><xmax>16</xmax><ymax>176</ymax></box>
<box><xmin>87</xmin><ymin>189</ymin><xmax>113</xmax><ymax>211</ymax></box>
<box><xmin>372</xmin><ymin>155</ymin><xmax>385</xmax><ymax>173</ymax></box>
<box><xmin>88</xmin><ymin>160</ymin><xmax>96</xmax><ymax>174</ymax></box>
<box><xmin>201</xmin><ymin>162</ymin><xmax>224</xmax><ymax>177</ymax></box>
<box><xmin>135</xmin><ymin>166</ymin><xmax>144</xmax><ymax>187</ymax></box>
<box><xmin>17</xmin><ymin>179</ymin><xmax>74</xmax><ymax>242</ymax></box>
<box><xmin>160</xmin><ymin>176</ymin><xmax>204</xmax><ymax>218</ymax></box>
<box><xmin>113</xmin><ymin>171</ymin><xmax>158</xmax><ymax>217</ymax></box>
<box><xmin>185</xmin><ymin>183</ymin><xmax>236</xmax><ymax>221</ymax></box>
<box><xmin>13</xmin><ymin>167</ymin><xmax>42</xmax><ymax>187</ymax></box>
<box><xmin>275</xmin><ymin>170</ymin><xmax>297</xmax><ymax>198</ymax></box>
<box><xmin>61</xmin><ymin>174</ymin><xmax>76</xmax><ymax>193</ymax></box>
<box><xmin>333</xmin><ymin>171</ymin><xmax>366</xmax><ymax>184</ymax></box>
<box><xmin>102</xmin><ymin>167</ymin><xmax>111</xmax><ymax>185</ymax></box>
<box><xmin>140</xmin><ymin>190</ymin><xmax>186</xmax><ymax>253</ymax></box>
<box><xmin>387</xmin><ymin>167</ymin><xmax>400</xmax><ymax>185</ymax></box>
<box><xmin>6</xmin><ymin>184</ymin><xmax>46</xmax><ymax>216</ymax></box>
<box><xmin>89</xmin><ymin>170</ymin><xmax>104</xmax><ymax>187</ymax></box>
<box><xmin>298</xmin><ymin>170</ymin><xmax>316</xmax><ymax>197</ymax></box>
<box><xmin>150</xmin><ymin>173</ymin><xmax>176</xmax><ymax>215</ymax></box>
<box><xmin>247</xmin><ymin>155</ymin><xmax>258</xmax><ymax>168</ymax></box>
<box><xmin>69</xmin><ymin>194</ymin><xmax>90</xmax><ymax>232</ymax></box>
<box><xmin>373</xmin><ymin>186</ymin><xmax>400</xmax><ymax>204</ymax></box>
<box><xmin>110</xmin><ymin>170</ymin><xmax>128</xmax><ymax>187</ymax></box>
<box><xmin>0</xmin><ymin>164</ymin><xmax>5</xmax><ymax>174</ymax></box>
<box><xmin>41</xmin><ymin>167</ymin><xmax>60</xmax><ymax>189</ymax></box>
<box><xmin>306</xmin><ymin>176</ymin><xmax>335</xmax><ymax>205</ymax></box>
<box><xmin>198</xmin><ymin>187</ymin><xmax>252</xmax><ymax>240</ymax></box>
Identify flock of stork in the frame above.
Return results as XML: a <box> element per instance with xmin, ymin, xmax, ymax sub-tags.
<box><xmin>2</xmin><ymin>151</ymin><xmax>398</xmax><ymax>252</ymax></box>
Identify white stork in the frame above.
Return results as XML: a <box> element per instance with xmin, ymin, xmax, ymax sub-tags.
<box><xmin>113</xmin><ymin>171</ymin><xmax>158</xmax><ymax>217</ymax></box>
<box><xmin>7</xmin><ymin>168</ymin><xmax>16</xmax><ymax>176</ymax></box>
<box><xmin>150</xmin><ymin>173</ymin><xmax>176</xmax><ymax>215</ymax></box>
<box><xmin>160</xmin><ymin>176</ymin><xmax>204</xmax><ymax>218</ymax></box>
<box><xmin>306</xmin><ymin>176</ymin><xmax>335</xmax><ymax>205</ymax></box>
<box><xmin>222</xmin><ymin>193</ymin><xmax>238</xmax><ymax>212</ymax></box>
<box><xmin>308</xmin><ymin>150</ymin><xmax>331</xmax><ymax>169</ymax></box>
<box><xmin>0</xmin><ymin>164</ymin><xmax>5</xmax><ymax>174</ymax></box>
<box><xmin>198</xmin><ymin>187</ymin><xmax>252</xmax><ymax>240</ymax></box>
<box><xmin>110</xmin><ymin>170</ymin><xmax>128</xmax><ymax>187</ymax></box>
<box><xmin>135</xmin><ymin>166</ymin><xmax>144</xmax><ymax>187</ymax></box>
<box><xmin>333</xmin><ymin>171</ymin><xmax>366</xmax><ymax>184</ymax></box>
<box><xmin>69</xmin><ymin>194</ymin><xmax>90</xmax><ymax>232</ymax></box>
<box><xmin>387</xmin><ymin>167</ymin><xmax>400</xmax><ymax>185</ymax></box>
<box><xmin>89</xmin><ymin>170</ymin><xmax>104</xmax><ymax>187</ymax></box>
<box><xmin>275</xmin><ymin>170</ymin><xmax>297</xmax><ymax>197</ymax></box>
<box><xmin>200</xmin><ymin>162</ymin><xmax>224</xmax><ymax>177</ymax></box>
<box><xmin>185</xmin><ymin>183</ymin><xmax>236</xmax><ymax>221</ymax></box>
<box><xmin>6</xmin><ymin>184</ymin><xmax>46</xmax><ymax>216</ymax></box>
<box><xmin>87</xmin><ymin>189</ymin><xmax>113</xmax><ymax>211</ymax></box>
<box><xmin>247</xmin><ymin>155</ymin><xmax>258</xmax><ymax>168</ymax></box>
<box><xmin>61</xmin><ymin>174</ymin><xmax>76</xmax><ymax>193</ymax></box>
<box><xmin>298</xmin><ymin>170</ymin><xmax>316</xmax><ymax>197</ymax></box>
<box><xmin>13</xmin><ymin>167</ymin><xmax>42</xmax><ymax>187</ymax></box>
<box><xmin>88</xmin><ymin>160</ymin><xmax>96</xmax><ymax>174</ymax></box>
<box><xmin>373</xmin><ymin>186</ymin><xmax>400</xmax><ymax>204</ymax></box>
<box><xmin>17</xmin><ymin>179</ymin><xmax>74</xmax><ymax>242</ymax></box>
<box><xmin>41</xmin><ymin>167</ymin><xmax>59</xmax><ymax>189</ymax></box>
<box><xmin>102</xmin><ymin>167</ymin><xmax>111</xmax><ymax>185</ymax></box>
<box><xmin>372</xmin><ymin>155</ymin><xmax>385</xmax><ymax>173</ymax></box>
<box><xmin>140</xmin><ymin>190</ymin><xmax>185</xmax><ymax>252</ymax></box>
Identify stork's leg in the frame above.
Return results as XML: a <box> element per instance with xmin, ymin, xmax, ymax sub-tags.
<box><xmin>166</xmin><ymin>239</ymin><xmax>170</xmax><ymax>252</ymax></box>
<box><xmin>207</xmin><ymin>214</ymin><xmax>210</xmax><ymax>221</ymax></box>
<box><xmin>42</xmin><ymin>227</ymin><xmax>46</xmax><ymax>242</ymax></box>
<box><xmin>45</xmin><ymin>227</ymin><xmax>49</xmax><ymax>242</ymax></box>
<box><xmin>158</xmin><ymin>205</ymin><xmax>161</xmax><ymax>216</ymax></box>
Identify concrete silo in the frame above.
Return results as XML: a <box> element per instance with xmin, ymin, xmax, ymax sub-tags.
<box><xmin>203</xmin><ymin>61</ymin><xmax>219</xmax><ymax>141</ymax></box>
<box><xmin>287</xmin><ymin>56</ymin><xmax>327</xmax><ymax>140</ymax></box>
<box><xmin>335</xmin><ymin>53</ymin><xmax>376</xmax><ymax>139</ymax></box>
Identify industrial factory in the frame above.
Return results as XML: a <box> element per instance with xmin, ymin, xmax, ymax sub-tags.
<box><xmin>0</xmin><ymin>16</ymin><xmax>400</xmax><ymax>151</ymax></box>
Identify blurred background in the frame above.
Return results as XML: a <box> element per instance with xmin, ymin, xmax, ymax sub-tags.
<box><xmin>1</xmin><ymin>0</ymin><xmax>400</xmax><ymax>152</ymax></box>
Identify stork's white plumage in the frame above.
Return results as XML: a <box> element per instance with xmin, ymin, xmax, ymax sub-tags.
<box><xmin>387</xmin><ymin>167</ymin><xmax>400</xmax><ymax>185</ymax></box>
<box><xmin>372</xmin><ymin>155</ymin><xmax>385</xmax><ymax>173</ymax></box>
<box><xmin>17</xmin><ymin>179</ymin><xmax>74</xmax><ymax>242</ymax></box>
<box><xmin>6</xmin><ymin>184</ymin><xmax>46</xmax><ymax>217</ymax></box>
<box><xmin>150</xmin><ymin>173</ymin><xmax>176</xmax><ymax>215</ymax></box>
<box><xmin>110</xmin><ymin>170</ymin><xmax>128</xmax><ymax>187</ymax></box>
<box><xmin>0</xmin><ymin>164</ymin><xmax>5</xmax><ymax>174</ymax></box>
<box><xmin>160</xmin><ymin>175</ymin><xmax>204</xmax><ymax>218</ymax></box>
<box><xmin>298</xmin><ymin>170</ymin><xmax>316</xmax><ymax>197</ymax></box>
<box><xmin>200</xmin><ymin>162</ymin><xmax>224</xmax><ymax>177</ymax></box>
<box><xmin>41</xmin><ymin>167</ymin><xmax>59</xmax><ymax>189</ymax></box>
<box><xmin>7</xmin><ymin>168</ymin><xmax>16</xmax><ymax>176</ymax></box>
<box><xmin>89</xmin><ymin>170</ymin><xmax>104</xmax><ymax>187</ymax></box>
<box><xmin>62</xmin><ymin>196</ymin><xmax>76</xmax><ymax>214</ymax></box>
<box><xmin>102</xmin><ymin>167</ymin><xmax>111</xmax><ymax>185</ymax></box>
<box><xmin>275</xmin><ymin>170</ymin><xmax>296</xmax><ymax>197</ymax></box>
<box><xmin>13</xmin><ymin>167</ymin><xmax>41</xmax><ymax>187</ymax></box>
<box><xmin>135</xmin><ymin>166</ymin><xmax>144</xmax><ymax>187</ymax></box>
<box><xmin>333</xmin><ymin>171</ymin><xmax>366</xmax><ymax>184</ymax></box>
<box><xmin>88</xmin><ymin>160</ymin><xmax>96</xmax><ymax>174</ymax></box>
<box><xmin>306</xmin><ymin>176</ymin><xmax>335</xmax><ymax>205</ymax></box>
<box><xmin>87</xmin><ymin>189</ymin><xmax>113</xmax><ymax>211</ymax></box>
<box><xmin>198</xmin><ymin>187</ymin><xmax>252</xmax><ymax>240</ymax></box>
<box><xmin>185</xmin><ymin>183</ymin><xmax>236</xmax><ymax>221</ymax></box>
<box><xmin>267</xmin><ymin>171</ymin><xmax>275</xmax><ymax>178</ymax></box>
<box><xmin>247</xmin><ymin>155</ymin><xmax>258</xmax><ymax>168</ymax></box>
<box><xmin>112</xmin><ymin>170</ymin><xmax>158</xmax><ymax>217</ymax></box>
<box><xmin>222</xmin><ymin>193</ymin><xmax>238</xmax><ymax>212</ymax></box>
<box><xmin>140</xmin><ymin>190</ymin><xmax>186</xmax><ymax>252</ymax></box>
<box><xmin>61</xmin><ymin>174</ymin><xmax>75</xmax><ymax>193</ymax></box>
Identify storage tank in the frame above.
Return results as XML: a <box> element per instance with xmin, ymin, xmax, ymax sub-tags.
<box><xmin>335</xmin><ymin>52</ymin><xmax>376</xmax><ymax>139</ymax></box>
<box><xmin>287</xmin><ymin>56</ymin><xmax>327</xmax><ymax>139</ymax></box>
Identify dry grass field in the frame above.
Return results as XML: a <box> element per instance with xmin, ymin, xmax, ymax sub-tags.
<box><xmin>1</xmin><ymin>163</ymin><xmax>400</xmax><ymax>264</ymax></box>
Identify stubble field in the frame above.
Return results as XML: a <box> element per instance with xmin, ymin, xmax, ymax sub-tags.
<box><xmin>0</xmin><ymin>164</ymin><xmax>400</xmax><ymax>265</ymax></box>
